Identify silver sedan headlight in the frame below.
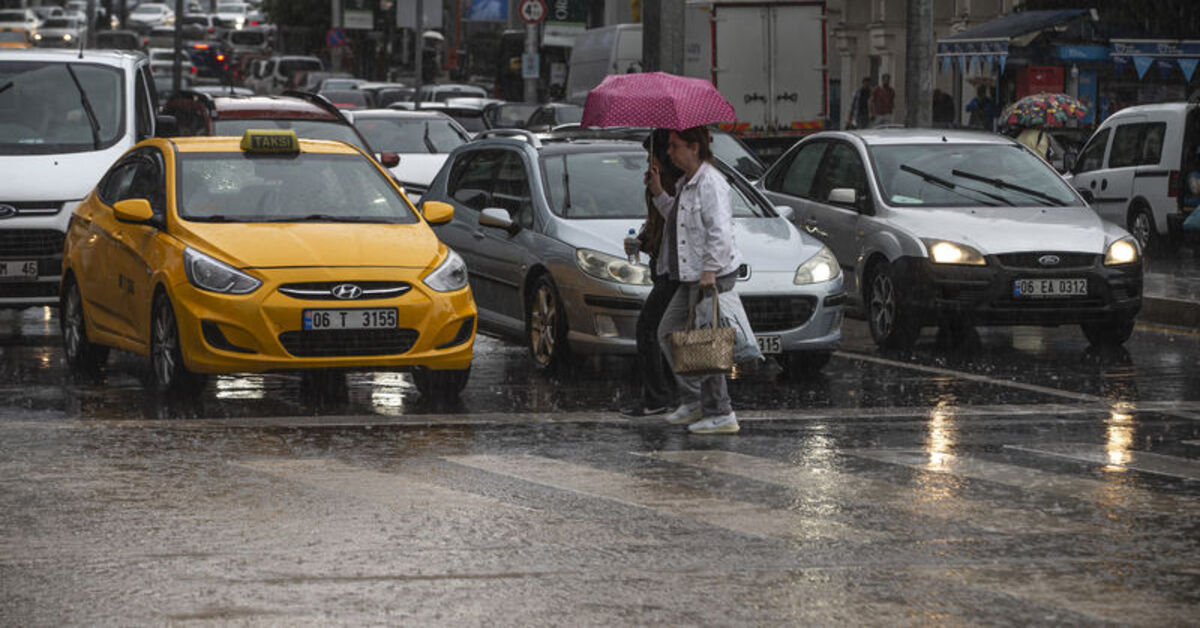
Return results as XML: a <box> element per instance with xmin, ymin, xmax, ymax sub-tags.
<box><xmin>1104</xmin><ymin>236</ymin><xmax>1139</xmax><ymax>266</ymax></box>
<box><xmin>794</xmin><ymin>246</ymin><xmax>841</xmax><ymax>284</ymax></box>
<box><xmin>423</xmin><ymin>249</ymin><xmax>469</xmax><ymax>292</ymax></box>
<box><xmin>184</xmin><ymin>247</ymin><xmax>261</xmax><ymax>294</ymax></box>
<box><xmin>575</xmin><ymin>249</ymin><xmax>652</xmax><ymax>285</ymax></box>
<box><xmin>922</xmin><ymin>238</ymin><xmax>987</xmax><ymax>266</ymax></box>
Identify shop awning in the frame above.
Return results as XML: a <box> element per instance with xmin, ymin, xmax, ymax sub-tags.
<box><xmin>1111</xmin><ymin>40</ymin><xmax>1200</xmax><ymax>81</ymax></box>
<box><xmin>937</xmin><ymin>9</ymin><xmax>1092</xmax><ymax>74</ymax></box>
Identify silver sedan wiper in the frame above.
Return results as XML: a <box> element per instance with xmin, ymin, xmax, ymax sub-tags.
<box><xmin>951</xmin><ymin>169</ymin><xmax>1066</xmax><ymax>206</ymax></box>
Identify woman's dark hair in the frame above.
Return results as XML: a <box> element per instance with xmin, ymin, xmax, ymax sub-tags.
<box><xmin>644</xmin><ymin>128</ymin><xmax>683</xmax><ymax>186</ymax></box>
<box><xmin>675</xmin><ymin>126</ymin><xmax>714</xmax><ymax>163</ymax></box>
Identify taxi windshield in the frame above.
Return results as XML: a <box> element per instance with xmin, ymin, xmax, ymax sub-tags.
<box><xmin>869</xmin><ymin>143</ymin><xmax>1082</xmax><ymax>208</ymax></box>
<box><xmin>176</xmin><ymin>152</ymin><xmax>418</xmax><ymax>224</ymax></box>
<box><xmin>212</xmin><ymin>119</ymin><xmax>371</xmax><ymax>153</ymax></box>
<box><xmin>541</xmin><ymin>151</ymin><xmax>767</xmax><ymax>219</ymax></box>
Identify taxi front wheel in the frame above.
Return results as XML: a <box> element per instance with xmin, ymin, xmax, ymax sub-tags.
<box><xmin>410</xmin><ymin>366</ymin><xmax>470</xmax><ymax>400</ymax></box>
<box><xmin>61</xmin><ymin>279</ymin><xmax>109</xmax><ymax>374</ymax></box>
<box><xmin>151</xmin><ymin>293</ymin><xmax>206</xmax><ymax>395</ymax></box>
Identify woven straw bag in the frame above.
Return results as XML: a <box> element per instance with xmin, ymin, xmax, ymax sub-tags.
<box><xmin>670</xmin><ymin>287</ymin><xmax>735</xmax><ymax>376</ymax></box>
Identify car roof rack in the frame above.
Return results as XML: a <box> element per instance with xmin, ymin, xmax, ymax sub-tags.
<box><xmin>475</xmin><ymin>128</ymin><xmax>542</xmax><ymax>148</ymax></box>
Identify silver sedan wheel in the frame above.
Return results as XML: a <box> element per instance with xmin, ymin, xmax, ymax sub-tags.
<box><xmin>528</xmin><ymin>279</ymin><xmax>560</xmax><ymax>367</ymax></box>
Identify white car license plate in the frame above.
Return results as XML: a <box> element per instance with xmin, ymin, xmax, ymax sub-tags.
<box><xmin>756</xmin><ymin>335</ymin><xmax>782</xmax><ymax>354</ymax></box>
<box><xmin>1013</xmin><ymin>278</ymin><xmax>1088</xmax><ymax>297</ymax></box>
<box><xmin>303</xmin><ymin>308</ymin><xmax>397</xmax><ymax>330</ymax></box>
<box><xmin>0</xmin><ymin>260</ymin><xmax>38</xmax><ymax>281</ymax></box>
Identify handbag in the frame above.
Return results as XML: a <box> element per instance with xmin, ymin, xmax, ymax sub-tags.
<box><xmin>670</xmin><ymin>287</ymin><xmax>735</xmax><ymax>376</ymax></box>
<box><xmin>694</xmin><ymin>289</ymin><xmax>763</xmax><ymax>364</ymax></box>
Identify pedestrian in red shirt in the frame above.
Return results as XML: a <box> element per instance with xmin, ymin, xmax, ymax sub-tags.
<box><xmin>870</xmin><ymin>73</ymin><xmax>895</xmax><ymax>126</ymax></box>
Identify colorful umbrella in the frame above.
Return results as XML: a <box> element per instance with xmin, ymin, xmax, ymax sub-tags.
<box><xmin>1001</xmin><ymin>92</ymin><xmax>1089</xmax><ymax>128</ymax></box>
<box><xmin>580</xmin><ymin>72</ymin><xmax>737</xmax><ymax>130</ymax></box>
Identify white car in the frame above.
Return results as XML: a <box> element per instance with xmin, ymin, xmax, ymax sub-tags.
<box><xmin>757</xmin><ymin>129</ymin><xmax>1143</xmax><ymax>349</ymax></box>
<box><xmin>214</xmin><ymin>1</ymin><xmax>248</xmax><ymax>30</ymax></box>
<box><xmin>147</xmin><ymin>47</ymin><xmax>195</xmax><ymax>78</ymax></box>
<box><xmin>32</xmin><ymin>17</ymin><xmax>86</xmax><ymax>47</ymax></box>
<box><xmin>127</xmin><ymin>3</ymin><xmax>175</xmax><ymax>28</ymax></box>
<box><xmin>348</xmin><ymin>109</ymin><xmax>471</xmax><ymax>193</ymax></box>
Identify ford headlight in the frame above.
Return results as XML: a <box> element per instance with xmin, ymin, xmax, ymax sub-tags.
<box><xmin>1104</xmin><ymin>236</ymin><xmax>1139</xmax><ymax>266</ymax></box>
<box><xmin>184</xmin><ymin>247</ymin><xmax>260</xmax><ymax>294</ymax></box>
<box><xmin>575</xmin><ymin>249</ymin><xmax>652</xmax><ymax>285</ymax></box>
<box><xmin>794</xmin><ymin>246</ymin><xmax>841</xmax><ymax>284</ymax></box>
<box><xmin>423</xmin><ymin>248</ymin><xmax>469</xmax><ymax>292</ymax></box>
<box><xmin>922</xmin><ymin>239</ymin><xmax>987</xmax><ymax>266</ymax></box>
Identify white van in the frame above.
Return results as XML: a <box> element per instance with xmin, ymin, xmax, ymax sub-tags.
<box><xmin>565</xmin><ymin>23</ymin><xmax>642</xmax><ymax>105</ymax></box>
<box><xmin>1066</xmin><ymin>102</ymin><xmax>1200</xmax><ymax>254</ymax></box>
<box><xmin>0</xmin><ymin>50</ymin><xmax>159</xmax><ymax>309</ymax></box>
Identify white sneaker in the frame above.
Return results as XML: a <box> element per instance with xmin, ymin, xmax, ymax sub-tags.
<box><xmin>664</xmin><ymin>402</ymin><xmax>702</xmax><ymax>425</ymax></box>
<box><xmin>688</xmin><ymin>413</ymin><xmax>740</xmax><ymax>434</ymax></box>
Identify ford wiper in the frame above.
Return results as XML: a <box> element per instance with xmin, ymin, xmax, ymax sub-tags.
<box><xmin>64</xmin><ymin>64</ymin><xmax>101</xmax><ymax>150</ymax></box>
<box><xmin>899</xmin><ymin>164</ymin><xmax>1007</xmax><ymax>206</ymax></box>
<box><xmin>951</xmin><ymin>169</ymin><xmax>1066</xmax><ymax>206</ymax></box>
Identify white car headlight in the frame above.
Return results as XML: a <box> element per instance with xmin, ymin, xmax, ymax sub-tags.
<box><xmin>1104</xmin><ymin>236</ymin><xmax>1139</xmax><ymax>266</ymax></box>
<box><xmin>575</xmin><ymin>249</ymin><xmax>652</xmax><ymax>285</ymax></box>
<box><xmin>423</xmin><ymin>248</ymin><xmax>469</xmax><ymax>292</ymax></box>
<box><xmin>794</xmin><ymin>246</ymin><xmax>841</xmax><ymax>284</ymax></box>
<box><xmin>922</xmin><ymin>239</ymin><xmax>987</xmax><ymax>266</ymax></box>
<box><xmin>183</xmin><ymin>247</ymin><xmax>261</xmax><ymax>294</ymax></box>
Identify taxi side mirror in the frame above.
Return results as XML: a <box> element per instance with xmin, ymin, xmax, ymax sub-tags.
<box><xmin>422</xmin><ymin>200</ymin><xmax>454</xmax><ymax>225</ymax></box>
<box><xmin>113</xmin><ymin>199</ymin><xmax>155</xmax><ymax>223</ymax></box>
<box><xmin>379</xmin><ymin>151</ymin><xmax>400</xmax><ymax>168</ymax></box>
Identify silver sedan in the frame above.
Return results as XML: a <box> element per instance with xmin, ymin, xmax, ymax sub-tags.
<box><xmin>756</xmin><ymin>129</ymin><xmax>1142</xmax><ymax>350</ymax></box>
<box><xmin>419</xmin><ymin>131</ymin><xmax>845</xmax><ymax>374</ymax></box>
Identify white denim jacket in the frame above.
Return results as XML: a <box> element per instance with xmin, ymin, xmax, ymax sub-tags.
<box><xmin>653</xmin><ymin>161</ymin><xmax>743</xmax><ymax>282</ymax></box>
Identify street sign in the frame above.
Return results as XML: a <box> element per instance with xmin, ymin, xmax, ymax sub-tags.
<box><xmin>519</xmin><ymin>0</ymin><xmax>547</xmax><ymax>24</ymax></box>
<box><xmin>326</xmin><ymin>27</ymin><xmax>346</xmax><ymax>48</ymax></box>
<box><xmin>521</xmin><ymin>53</ymin><xmax>540</xmax><ymax>79</ymax></box>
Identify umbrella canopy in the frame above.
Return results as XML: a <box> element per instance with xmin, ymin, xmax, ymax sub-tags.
<box><xmin>580</xmin><ymin>72</ymin><xmax>737</xmax><ymax>130</ymax></box>
<box><xmin>1001</xmin><ymin>92</ymin><xmax>1088</xmax><ymax>128</ymax></box>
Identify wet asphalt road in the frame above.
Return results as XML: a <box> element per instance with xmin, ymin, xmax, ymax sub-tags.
<box><xmin>2</xmin><ymin>308</ymin><xmax>1200</xmax><ymax>625</ymax></box>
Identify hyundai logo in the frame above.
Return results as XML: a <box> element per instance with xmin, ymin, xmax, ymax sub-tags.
<box><xmin>1038</xmin><ymin>255</ymin><xmax>1061</xmax><ymax>267</ymax></box>
<box><xmin>0</xmin><ymin>204</ymin><xmax>16</xmax><ymax>220</ymax></box>
<box><xmin>330</xmin><ymin>284</ymin><xmax>363</xmax><ymax>300</ymax></box>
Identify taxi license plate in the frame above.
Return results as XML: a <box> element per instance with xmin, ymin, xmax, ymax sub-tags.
<box><xmin>756</xmin><ymin>335</ymin><xmax>782</xmax><ymax>354</ymax></box>
<box><xmin>0</xmin><ymin>260</ymin><xmax>38</xmax><ymax>281</ymax></box>
<box><xmin>1013</xmin><ymin>278</ymin><xmax>1088</xmax><ymax>298</ymax></box>
<box><xmin>303</xmin><ymin>308</ymin><xmax>397</xmax><ymax>330</ymax></box>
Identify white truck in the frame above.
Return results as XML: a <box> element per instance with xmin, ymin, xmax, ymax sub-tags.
<box><xmin>683</xmin><ymin>0</ymin><xmax>827</xmax><ymax>160</ymax></box>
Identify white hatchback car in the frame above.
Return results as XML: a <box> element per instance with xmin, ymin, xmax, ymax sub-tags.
<box><xmin>757</xmin><ymin>129</ymin><xmax>1143</xmax><ymax>350</ymax></box>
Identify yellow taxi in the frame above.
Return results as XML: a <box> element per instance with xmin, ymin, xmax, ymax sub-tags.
<box><xmin>60</xmin><ymin>130</ymin><xmax>476</xmax><ymax>397</ymax></box>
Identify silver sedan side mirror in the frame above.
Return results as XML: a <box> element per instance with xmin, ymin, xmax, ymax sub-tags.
<box><xmin>774</xmin><ymin>205</ymin><xmax>795</xmax><ymax>220</ymax></box>
<box><xmin>480</xmin><ymin>207</ymin><xmax>514</xmax><ymax>229</ymax></box>
<box><xmin>828</xmin><ymin>188</ymin><xmax>857</xmax><ymax>206</ymax></box>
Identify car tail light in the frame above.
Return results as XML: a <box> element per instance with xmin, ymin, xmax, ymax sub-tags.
<box><xmin>190</xmin><ymin>66</ymin><xmax>197</xmax><ymax>74</ymax></box>
<box><xmin>250</xmin><ymin>20</ymin><xmax>259</xmax><ymax>26</ymax></box>
<box><xmin>192</xmin><ymin>42</ymin><xmax>209</xmax><ymax>50</ymax></box>
<box><xmin>1169</xmin><ymin>170</ymin><xmax>1180</xmax><ymax>198</ymax></box>
<box><xmin>216</xmin><ymin>53</ymin><xmax>225</xmax><ymax>62</ymax></box>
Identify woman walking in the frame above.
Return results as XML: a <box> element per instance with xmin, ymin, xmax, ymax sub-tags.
<box><xmin>621</xmin><ymin>130</ymin><xmax>682</xmax><ymax>417</ymax></box>
<box><xmin>647</xmin><ymin>126</ymin><xmax>744</xmax><ymax>434</ymax></box>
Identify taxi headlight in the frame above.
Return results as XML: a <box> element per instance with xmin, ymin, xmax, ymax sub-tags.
<box><xmin>183</xmin><ymin>247</ymin><xmax>261</xmax><ymax>294</ymax></box>
<box><xmin>794</xmin><ymin>246</ymin><xmax>841</xmax><ymax>285</ymax></box>
<box><xmin>423</xmin><ymin>248</ymin><xmax>468</xmax><ymax>292</ymax></box>
<box><xmin>575</xmin><ymin>249</ymin><xmax>652</xmax><ymax>286</ymax></box>
<box><xmin>923</xmin><ymin>239</ymin><xmax>987</xmax><ymax>266</ymax></box>
<box><xmin>1104</xmin><ymin>236</ymin><xmax>1140</xmax><ymax>266</ymax></box>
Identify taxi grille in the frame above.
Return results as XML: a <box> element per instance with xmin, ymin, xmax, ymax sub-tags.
<box><xmin>742</xmin><ymin>296</ymin><xmax>817</xmax><ymax>332</ymax></box>
<box><xmin>0</xmin><ymin>230</ymin><xmax>65</xmax><ymax>257</ymax></box>
<box><xmin>996</xmin><ymin>252</ymin><xmax>1099</xmax><ymax>269</ymax></box>
<box><xmin>278</xmin><ymin>281</ymin><xmax>412</xmax><ymax>301</ymax></box>
<box><xmin>278</xmin><ymin>328</ymin><xmax>419</xmax><ymax>357</ymax></box>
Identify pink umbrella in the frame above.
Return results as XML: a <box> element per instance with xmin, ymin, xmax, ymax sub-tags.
<box><xmin>580</xmin><ymin>72</ymin><xmax>737</xmax><ymax>130</ymax></box>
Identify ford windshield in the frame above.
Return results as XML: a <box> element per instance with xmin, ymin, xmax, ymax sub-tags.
<box><xmin>0</xmin><ymin>61</ymin><xmax>124</xmax><ymax>155</ymax></box>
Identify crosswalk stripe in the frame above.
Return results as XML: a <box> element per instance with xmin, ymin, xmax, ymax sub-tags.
<box><xmin>850</xmin><ymin>449</ymin><xmax>1199</xmax><ymax>516</ymax></box>
<box><xmin>642</xmin><ymin>450</ymin><xmax>1089</xmax><ymax>535</ymax></box>
<box><xmin>1006</xmin><ymin>444</ymin><xmax>1200</xmax><ymax>481</ymax></box>
<box><xmin>444</xmin><ymin>454</ymin><xmax>879</xmax><ymax>542</ymax></box>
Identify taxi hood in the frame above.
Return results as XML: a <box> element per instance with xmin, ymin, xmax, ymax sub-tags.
<box><xmin>179</xmin><ymin>221</ymin><xmax>441</xmax><ymax>269</ymax></box>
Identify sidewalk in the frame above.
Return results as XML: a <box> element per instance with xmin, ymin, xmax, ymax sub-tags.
<box><xmin>1141</xmin><ymin>247</ymin><xmax>1200</xmax><ymax>329</ymax></box>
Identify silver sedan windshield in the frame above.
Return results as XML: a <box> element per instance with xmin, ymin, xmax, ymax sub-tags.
<box><xmin>869</xmin><ymin>143</ymin><xmax>1081</xmax><ymax>208</ymax></box>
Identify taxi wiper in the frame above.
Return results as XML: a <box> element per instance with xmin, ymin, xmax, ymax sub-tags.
<box><xmin>899</xmin><ymin>164</ymin><xmax>1006</xmax><ymax>206</ymax></box>
<box><xmin>951</xmin><ymin>169</ymin><xmax>1066</xmax><ymax>206</ymax></box>
<box><xmin>192</xmin><ymin>214</ymin><xmax>247</xmax><ymax>222</ymax></box>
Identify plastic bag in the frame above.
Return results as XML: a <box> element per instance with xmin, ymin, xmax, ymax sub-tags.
<box><xmin>1184</xmin><ymin>207</ymin><xmax>1200</xmax><ymax>232</ymax></box>
<box><xmin>694</xmin><ymin>290</ymin><xmax>763</xmax><ymax>364</ymax></box>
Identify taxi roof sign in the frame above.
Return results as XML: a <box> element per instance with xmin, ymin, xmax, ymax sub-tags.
<box><xmin>240</xmin><ymin>129</ymin><xmax>300</xmax><ymax>153</ymax></box>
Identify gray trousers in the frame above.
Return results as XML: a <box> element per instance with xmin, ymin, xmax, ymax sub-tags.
<box><xmin>656</xmin><ymin>276</ymin><xmax>737</xmax><ymax>417</ymax></box>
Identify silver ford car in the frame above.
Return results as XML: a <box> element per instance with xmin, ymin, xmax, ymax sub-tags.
<box><xmin>419</xmin><ymin>130</ymin><xmax>845</xmax><ymax>375</ymax></box>
<box><xmin>756</xmin><ymin>129</ymin><xmax>1143</xmax><ymax>351</ymax></box>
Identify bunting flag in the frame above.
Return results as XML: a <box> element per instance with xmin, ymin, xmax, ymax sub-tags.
<box><xmin>998</xmin><ymin>55</ymin><xmax>1006</xmax><ymax>75</ymax></box>
<box><xmin>941</xmin><ymin>55</ymin><xmax>953</xmax><ymax>74</ymax></box>
<box><xmin>1179</xmin><ymin>58</ymin><xmax>1199</xmax><ymax>83</ymax></box>
<box><xmin>1133</xmin><ymin>56</ymin><xmax>1154</xmax><ymax>80</ymax></box>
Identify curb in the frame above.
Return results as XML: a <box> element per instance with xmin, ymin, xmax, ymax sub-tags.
<box><xmin>1140</xmin><ymin>295</ymin><xmax>1200</xmax><ymax>330</ymax></box>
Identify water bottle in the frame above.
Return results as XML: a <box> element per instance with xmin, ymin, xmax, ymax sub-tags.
<box><xmin>624</xmin><ymin>228</ymin><xmax>640</xmax><ymax>264</ymax></box>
